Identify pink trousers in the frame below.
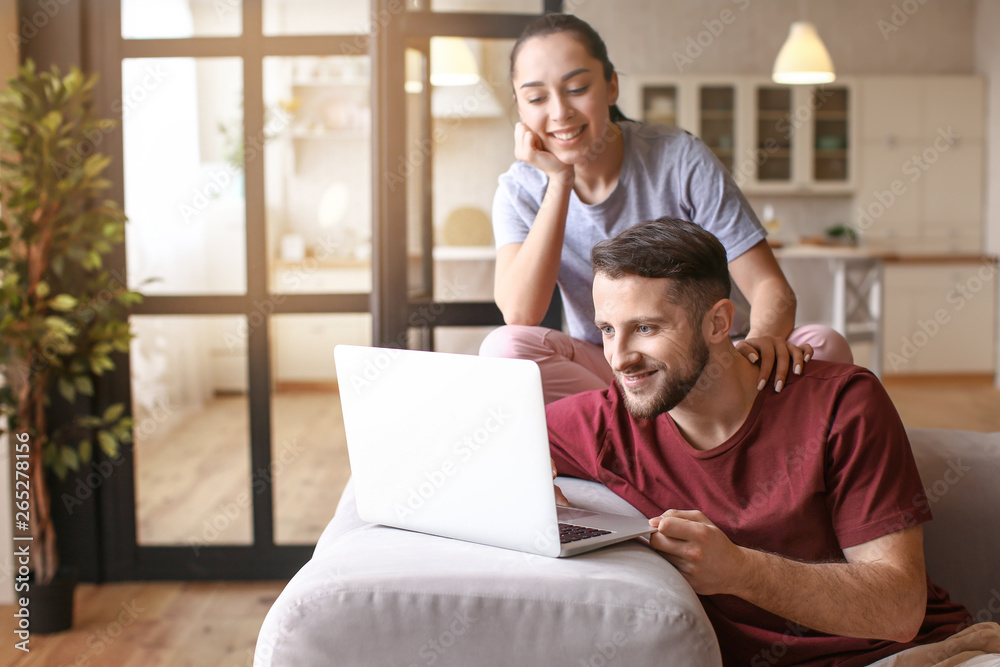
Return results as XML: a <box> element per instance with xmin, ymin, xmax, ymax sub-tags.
<box><xmin>479</xmin><ymin>324</ymin><xmax>854</xmax><ymax>404</ymax></box>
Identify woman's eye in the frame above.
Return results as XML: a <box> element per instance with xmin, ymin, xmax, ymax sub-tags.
<box><xmin>568</xmin><ymin>86</ymin><xmax>588</xmax><ymax>95</ymax></box>
<box><xmin>527</xmin><ymin>96</ymin><xmax>545</xmax><ymax>104</ymax></box>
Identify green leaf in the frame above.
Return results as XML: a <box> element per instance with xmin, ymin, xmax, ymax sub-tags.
<box><xmin>61</xmin><ymin>445</ymin><xmax>79</xmax><ymax>471</ymax></box>
<box><xmin>35</xmin><ymin>280</ymin><xmax>50</xmax><ymax>298</ymax></box>
<box><xmin>78</xmin><ymin>439</ymin><xmax>93</xmax><ymax>465</ymax></box>
<box><xmin>40</xmin><ymin>110</ymin><xmax>62</xmax><ymax>134</ymax></box>
<box><xmin>78</xmin><ymin>415</ymin><xmax>101</xmax><ymax>428</ymax></box>
<box><xmin>103</xmin><ymin>403</ymin><xmax>125</xmax><ymax>423</ymax></box>
<box><xmin>97</xmin><ymin>430</ymin><xmax>117</xmax><ymax>457</ymax></box>
<box><xmin>58</xmin><ymin>377</ymin><xmax>75</xmax><ymax>402</ymax></box>
<box><xmin>49</xmin><ymin>294</ymin><xmax>78</xmax><ymax>311</ymax></box>
<box><xmin>74</xmin><ymin>375</ymin><xmax>94</xmax><ymax>396</ymax></box>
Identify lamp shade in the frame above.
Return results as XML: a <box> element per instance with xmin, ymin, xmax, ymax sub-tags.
<box><xmin>772</xmin><ymin>21</ymin><xmax>836</xmax><ymax>85</ymax></box>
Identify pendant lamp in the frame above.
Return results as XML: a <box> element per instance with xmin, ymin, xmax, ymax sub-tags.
<box><xmin>772</xmin><ymin>20</ymin><xmax>836</xmax><ymax>85</ymax></box>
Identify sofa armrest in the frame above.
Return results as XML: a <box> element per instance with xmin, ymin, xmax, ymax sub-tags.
<box><xmin>256</xmin><ymin>477</ymin><xmax>721</xmax><ymax>667</ymax></box>
<box><xmin>907</xmin><ymin>428</ymin><xmax>1000</xmax><ymax>621</ymax></box>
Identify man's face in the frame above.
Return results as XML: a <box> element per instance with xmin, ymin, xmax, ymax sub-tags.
<box><xmin>593</xmin><ymin>273</ymin><xmax>710</xmax><ymax>419</ymax></box>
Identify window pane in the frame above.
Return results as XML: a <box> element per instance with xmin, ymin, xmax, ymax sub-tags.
<box><xmin>263</xmin><ymin>0</ymin><xmax>371</xmax><ymax>36</ymax></box>
<box><xmin>131</xmin><ymin>315</ymin><xmax>253</xmax><ymax>546</ymax></box>
<box><xmin>122</xmin><ymin>0</ymin><xmax>242</xmax><ymax>39</ymax></box>
<box><xmin>271</xmin><ymin>313</ymin><xmax>372</xmax><ymax>544</ymax></box>
<box><xmin>264</xmin><ymin>56</ymin><xmax>372</xmax><ymax>294</ymax></box>
<box><xmin>426</xmin><ymin>0</ymin><xmax>542</xmax><ymax>12</ymax></box>
<box><xmin>407</xmin><ymin>38</ymin><xmax>511</xmax><ymax>302</ymax></box>
<box><xmin>123</xmin><ymin>57</ymin><xmax>247</xmax><ymax>295</ymax></box>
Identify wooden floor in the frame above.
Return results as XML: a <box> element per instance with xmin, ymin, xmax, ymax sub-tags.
<box><xmin>135</xmin><ymin>390</ymin><xmax>350</xmax><ymax>546</ymax></box>
<box><xmin>0</xmin><ymin>375</ymin><xmax>997</xmax><ymax>666</ymax></box>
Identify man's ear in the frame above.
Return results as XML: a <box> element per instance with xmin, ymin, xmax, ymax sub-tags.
<box><xmin>703</xmin><ymin>299</ymin><xmax>735</xmax><ymax>343</ymax></box>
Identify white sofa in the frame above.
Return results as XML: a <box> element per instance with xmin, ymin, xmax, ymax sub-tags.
<box><xmin>255</xmin><ymin>428</ymin><xmax>1000</xmax><ymax>666</ymax></box>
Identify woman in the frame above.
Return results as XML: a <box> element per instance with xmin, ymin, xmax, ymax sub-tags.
<box><xmin>481</xmin><ymin>13</ymin><xmax>852</xmax><ymax>404</ymax></box>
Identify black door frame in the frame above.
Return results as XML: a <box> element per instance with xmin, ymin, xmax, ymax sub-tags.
<box><xmin>91</xmin><ymin>0</ymin><xmax>366</xmax><ymax>580</ymax></box>
<box><xmin>373</xmin><ymin>0</ymin><xmax>563</xmax><ymax>350</ymax></box>
<box><xmin>83</xmin><ymin>0</ymin><xmax>563</xmax><ymax>581</ymax></box>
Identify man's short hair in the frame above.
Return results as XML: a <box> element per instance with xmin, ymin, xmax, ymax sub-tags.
<box><xmin>590</xmin><ymin>217</ymin><xmax>732</xmax><ymax>323</ymax></box>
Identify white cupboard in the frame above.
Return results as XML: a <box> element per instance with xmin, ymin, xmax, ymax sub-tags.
<box><xmin>855</xmin><ymin>76</ymin><xmax>984</xmax><ymax>253</ymax></box>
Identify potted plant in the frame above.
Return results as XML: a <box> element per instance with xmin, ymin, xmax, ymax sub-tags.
<box><xmin>0</xmin><ymin>60</ymin><xmax>141</xmax><ymax>633</ymax></box>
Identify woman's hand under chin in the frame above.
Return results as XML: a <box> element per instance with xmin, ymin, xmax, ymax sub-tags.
<box><xmin>515</xmin><ymin>122</ymin><xmax>575</xmax><ymax>188</ymax></box>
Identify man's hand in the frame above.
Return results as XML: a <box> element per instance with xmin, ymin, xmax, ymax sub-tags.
<box><xmin>648</xmin><ymin>509</ymin><xmax>746</xmax><ymax>596</ymax></box>
<box><xmin>735</xmin><ymin>335</ymin><xmax>812</xmax><ymax>393</ymax></box>
<box><xmin>650</xmin><ymin>509</ymin><xmax>928</xmax><ymax>642</ymax></box>
<box><xmin>552</xmin><ymin>458</ymin><xmax>570</xmax><ymax>506</ymax></box>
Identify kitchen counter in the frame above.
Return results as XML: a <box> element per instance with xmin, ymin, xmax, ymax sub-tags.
<box><xmin>774</xmin><ymin>243</ymin><xmax>996</xmax><ymax>265</ymax></box>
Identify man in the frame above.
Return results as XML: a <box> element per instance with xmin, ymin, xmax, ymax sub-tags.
<box><xmin>546</xmin><ymin>217</ymin><xmax>1000</xmax><ymax>666</ymax></box>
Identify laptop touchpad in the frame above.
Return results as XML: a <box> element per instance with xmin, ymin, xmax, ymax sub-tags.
<box><xmin>557</xmin><ymin>507</ymin><xmax>599</xmax><ymax>521</ymax></box>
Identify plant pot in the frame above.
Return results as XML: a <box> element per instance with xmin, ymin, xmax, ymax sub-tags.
<box><xmin>28</xmin><ymin>566</ymin><xmax>78</xmax><ymax>634</ymax></box>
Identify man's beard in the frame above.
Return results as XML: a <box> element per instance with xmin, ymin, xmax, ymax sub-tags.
<box><xmin>617</xmin><ymin>333</ymin><xmax>711</xmax><ymax>420</ymax></box>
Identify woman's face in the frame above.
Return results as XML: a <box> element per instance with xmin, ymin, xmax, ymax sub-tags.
<box><xmin>511</xmin><ymin>32</ymin><xmax>619</xmax><ymax>166</ymax></box>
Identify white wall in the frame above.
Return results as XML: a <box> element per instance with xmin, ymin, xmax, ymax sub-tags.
<box><xmin>574</xmin><ymin>0</ymin><xmax>976</xmax><ymax>77</ymax></box>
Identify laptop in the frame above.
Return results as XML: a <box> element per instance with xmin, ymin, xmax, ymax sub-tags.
<box><xmin>334</xmin><ymin>345</ymin><xmax>654</xmax><ymax>557</ymax></box>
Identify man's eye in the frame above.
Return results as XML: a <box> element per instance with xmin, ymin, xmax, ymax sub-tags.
<box><xmin>601</xmin><ymin>326</ymin><xmax>614</xmax><ymax>335</ymax></box>
<box><xmin>638</xmin><ymin>325</ymin><xmax>653</xmax><ymax>334</ymax></box>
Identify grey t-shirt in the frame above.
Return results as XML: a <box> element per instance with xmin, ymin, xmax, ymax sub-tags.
<box><xmin>492</xmin><ymin>122</ymin><xmax>764</xmax><ymax>345</ymax></box>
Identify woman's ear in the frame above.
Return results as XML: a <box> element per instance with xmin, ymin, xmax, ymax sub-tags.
<box><xmin>703</xmin><ymin>299</ymin><xmax>735</xmax><ymax>343</ymax></box>
<box><xmin>608</xmin><ymin>71</ymin><xmax>619</xmax><ymax>106</ymax></box>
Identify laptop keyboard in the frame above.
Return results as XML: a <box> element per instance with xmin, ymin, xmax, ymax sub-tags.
<box><xmin>559</xmin><ymin>523</ymin><xmax>612</xmax><ymax>544</ymax></box>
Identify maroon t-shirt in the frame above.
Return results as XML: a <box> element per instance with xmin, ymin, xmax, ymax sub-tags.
<box><xmin>546</xmin><ymin>361</ymin><xmax>969</xmax><ymax>667</ymax></box>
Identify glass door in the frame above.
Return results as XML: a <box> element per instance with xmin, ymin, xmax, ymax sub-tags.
<box><xmin>812</xmin><ymin>86</ymin><xmax>850</xmax><ymax>183</ymax></box>
<box><xmin>376</xmin><ymin>0</ymin><xmax>563</xmax><ymax>354</ymax></box>
<box><xmin>755</xmin><ymin>86</ymin><xmax>793</xmax><ymax>183</ymax></box>
<box><xmin>699</xmin><ymin>85</ymin><xmax>735</xmax><ymax>173</ymax></box>
<box><xmin>91</xmin><ymin>0</ymin><xmax>376</xmax><ymax>579</ymax></box>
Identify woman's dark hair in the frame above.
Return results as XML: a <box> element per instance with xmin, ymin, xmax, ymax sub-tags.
<box><xmin>591</xmin><ymin>217</ymin><xmax>731</xmax><ymax>323</ymax></box>
<box><xmin>510</xmin><ymin>13</ymin><xmax>630</xmax><ymax>123</ymax></box>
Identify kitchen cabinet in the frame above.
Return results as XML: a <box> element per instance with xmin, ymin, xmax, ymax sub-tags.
<box><xmin>272</xmin><ymin>313</ymin><xmax>372</xmax><ymax>383</ymax></box>
<box><xmin>855</xmin><ymin>76</ymin><xmax>984</xmax><ymax>253</ymax></box>
<box><xmin>623</xmin><ymin>76</ymin><xmax>856</xmax><ymax>194</ymax></box>
<box><xmin>739</xmin><ymin>78</ymin><xmax>855</xmax><ymax>194</ymax></box>
<box><xmin>881</xmin><ymin>261</ymin><xmax>996</xmax><ymax>375</ymax></box>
